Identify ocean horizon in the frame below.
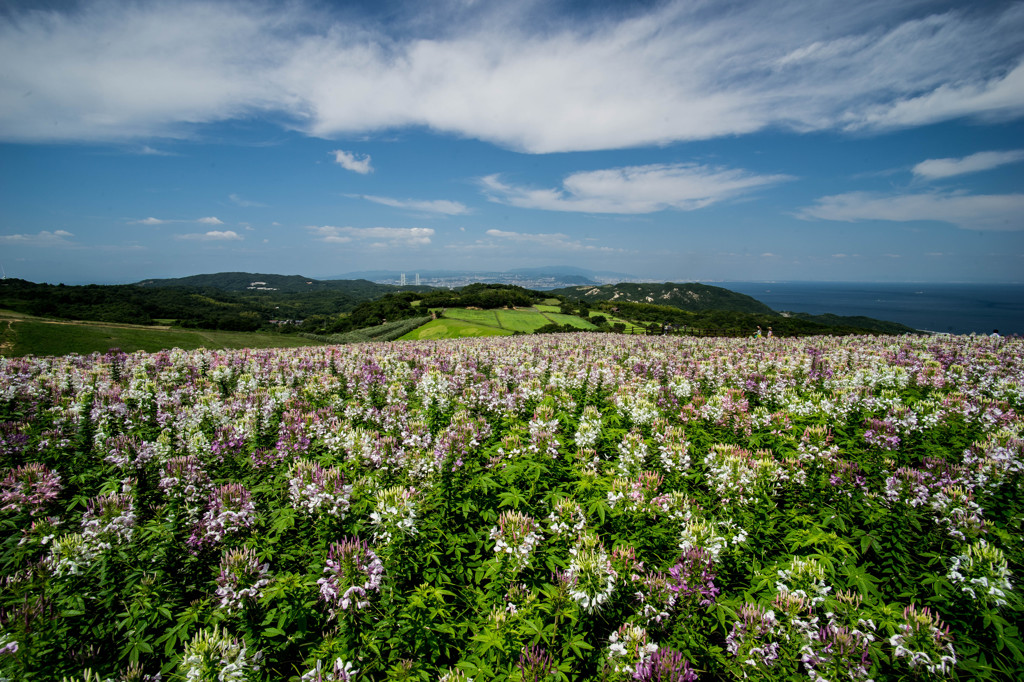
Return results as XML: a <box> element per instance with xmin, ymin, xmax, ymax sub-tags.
<box><xmin>718</xmin><ymin>282</ymin><xmax>1024</xmax><ymax>336</ymax></box>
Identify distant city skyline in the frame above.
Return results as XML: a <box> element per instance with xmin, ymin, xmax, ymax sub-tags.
<box><xmin>1</xmin><ymin>0</ymin><xmax>1023</xmax><ymax>284</ymax></box>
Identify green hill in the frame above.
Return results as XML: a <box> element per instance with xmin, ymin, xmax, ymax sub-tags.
<box><xmin>135</xmin><ymin>271</ymin><xmax>432</xmax><ymax>296</ymax></box>
<box><xmin>549</xmin><ymin>282</ymin><xmax>774</xmax><ymax>314</ymax></box>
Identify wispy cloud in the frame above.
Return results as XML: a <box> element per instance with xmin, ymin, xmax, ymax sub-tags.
<box><xmin>354</xmin><ymin>195</ymin><xmax>470</xmax><ymax>215</ymax></box>
<box><xmin>308</xmin><ymin>225</ymin><xmax>434</xmax><ymax>246</ymax></box>
<box><xmin>478</xmin><ymin>229</ymin><xmax>620</xmax><ymax>253</ymax></box>
<box><xmin>912</xmin><ymin>149</ymin><xmax>1024</xmax><ymax>180</ymax></box>
<box><xmin>2</xmin><ymin>1</ymin><xmax>1022</xmax><ymax>151</ymax></box>
<box><xmin>176</xmin><ymin>230</ymin><xmax>242</xmax><ymax>241</ymax></box>
<box><xmin>798</xmin><ymin>191</ymin><xmax>1024</xmax><ymax>231</ymax></box>
<box><xmin>331</xmin><ymin>150</ymin><xmax>373</xmax><ymax>174</ymax></box>
<box><xmin>229</xmin><ymin>193</ymin><xmax>267</xmax><ymax>208</ymax></box>
<box><xmin>129</xmin><ymin>216</ymin><xmax>224</xmax><ymax>225</ymax></box>
<box><xmin>481</xmin><ymin>164</ymin><xmax>790</xmax><ymax>214</ymax></box>
<box><xmin>137</xmin><ymin>145</ymin><xmax>178</xmax><ymax>156</ymax></box>
<box><xmin>0</xmin><ymin>229</ymin><xmax>76</xmax><ymax>247</ymax></box>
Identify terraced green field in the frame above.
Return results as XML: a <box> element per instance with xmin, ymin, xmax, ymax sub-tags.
<box><xmin>440</xmin><ymin>308</ymin><xmax>502</xmax><ymax>327</ymax></box>
<box><xmin>495</xmin><ymin>309</ymin><xmax>553</xmax><ymax>332</ymax></box>
<box><xmin>544</xmin><ymin>312</ymin><xmax>598</xmax><ymax>329</ymax></box>
<box><xmin>398</xmin><ymin>318</ymin><xmax>513</xmax><ymax>340</ymax></box>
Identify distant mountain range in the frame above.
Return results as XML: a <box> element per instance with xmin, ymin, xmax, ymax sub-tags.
<box><xmin>136</xmin><ymin>272</ymin><xmax>431</xmax><ymax>295</ymax></box>
<box><xmin>330</xmin><ymin>265</ymin><xmax>642</xmax><ymax>289</ymax></box>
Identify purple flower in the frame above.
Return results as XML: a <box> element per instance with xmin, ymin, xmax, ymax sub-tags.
<box><xmin>517</xmin><ymin>645</ymin><xmax>555</xmax><ymax>682</ymax></box>
<box><xmin>317</xmin><ymin>537</ymin><xmax>384</xmax><ymax>619</ymax></box>
<box><xmin>633</xmin><ymin>647</ymin><xmax>697</xmax><ymax>682</ymax></box>
<box><xmin>1</xmin><ymin>462</ymin><xmax>62</xmax><ymax>516</ymax></box>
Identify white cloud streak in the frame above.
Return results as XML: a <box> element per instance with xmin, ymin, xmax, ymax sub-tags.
<box><xmin>799</xmin><ymin>191</ymin><xmax>1024</xmax><ymax>231</ymax></box>
<box><xmin>176</xmin><ymin>230</ymin><xmax>242</xmax><ymax>241</ymax></box>
<box><xmin>130</xmin><ymin>216</ymin><xmax>224</xmax><ymax>225</ymax></box>
<box><xmin>308</xmin><ymin>225</ymin><xmax>434</xmax><ymax>246</ymax></box>
<box><xmin>481</xmin><ymin>164</ymin><xmax>790</xmax><ymax>214</ymax></box>
<box><xmin>912</xmin><ymin>149</ymin><xmax>1024</xmax><ymax>179</ymax></box>
<box><xmin>356</xmin><ymin>195</ymin><xmax>470</xmax><ymax>215</ymax></box>
<box><xmin>483</xmin><ymin>229</ymin><xmax>618</xmax><ymax>253</ymax></box>
<box><xmin>229</xmin><ymin>193</ymin><xmax>267</xmax><ymax>207</ymax></box>
<box><xmin>331</xmin><ymin>149</ymin><xmax>373</xmax><ymax>174</ymax></box>
<box><xmin>1</xmin><ymin>1</ymin><xmax>1022</xmax><ymax>151</ymax></box>
<box><xmin>0</xmin><ymin>230</ymin><xmax>75</xmax><ymax>247</ymax></box>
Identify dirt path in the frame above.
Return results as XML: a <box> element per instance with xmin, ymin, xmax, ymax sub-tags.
<box><xmin>0</xmin><ymin>319</ymin><xmax>14</xmax><ymax>356</ymax></box>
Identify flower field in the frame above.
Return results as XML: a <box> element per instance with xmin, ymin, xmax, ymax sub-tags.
<box><xmin>0</xmin><ymin>333</ymin><xmax>1022</xmax><ymax>681</ymax></box>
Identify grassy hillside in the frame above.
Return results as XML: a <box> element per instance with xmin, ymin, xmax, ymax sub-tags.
<box><xmin>136</xmin><ymin>271</ymin><xmax>433</xmax><ymax>295</ymax></box>
<box><xmin>0</xmin><ymin>311</ymin><xmax>325</xmax><ymax>358</ymax></box>
<box><xmin>399</xmin><ymin>318</ymin><xmax>513</xmax><ymax>340</ymax></box>
<box><xmin>550</xmin><ymin>282</ymin><xmax>775</xmax><ymax>314</ymax></box>
<box><xmin>399</xmin><ymin>306</ymin><xmax>598</xmax><ymax>340</ymax></box>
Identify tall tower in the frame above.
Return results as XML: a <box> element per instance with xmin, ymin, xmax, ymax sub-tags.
<box><xmin>400</xmin><ymin>273</ymin><xmax>406</xmax><ymax>286</ymax></box>
<box><xmin>415</xmin><ymin>273</ymin><xmax>420</xmax><ymax>286</ymax></box>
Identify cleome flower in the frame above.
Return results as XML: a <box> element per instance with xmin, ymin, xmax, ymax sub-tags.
<box><xmin>189</xmin><ymin>484</ymin><xmax>256</xmax><ymax>550</ymax></box>
<box><xmin>368</xmin><ymin>486</ymin><xmax>419</xmax><ymax>544</ymax></box>
<box><xmin>287</xmin><ymin>458</ymin><xmax>352</xmax><ymax>518</ymax></box>
<box><xmin>605</xmin><ymin>623</ymin><xmax>658</xmax><ymax>678</ymax></box>
<box><xmin>215</xmin><ymin>547</ymin><xmax>271</xmax><ymax>613</ymax></box>
<box><xmin>946</xmin><ymin>539</ymin><xmax>1014</xmax><ymax>608</ymax></box>
<box><xmin>1</xmin><ymin>462</ymin><xmax>62</xmax><ymax>516</ymax></box>
<box><xmin>562</xmin><ymin>533</ymin><xmax>617</xmax><ymax>613</ymax></box>
<box><xmin>300</xmin><ymin>658</ymin><xmax>359</xmax><ymax>682</ymax></box>
<box><xmin>177</xmin><ymin>624</ymin><xmax>263</xmax><ymax>682</ymax></box>
<box><xmin>317</xmin><ymin>536</ymin><xmax>385</xmax><ymax>618</ymax></box>
<box><xmin>888</xmin><ymin>604</ymin><xmax>957</xmax><ymax>677</ymax></box>
<box><xmin>489</xmin><ymin>510</ymin><xmax>542</xmax><ymax>574</ymax></box>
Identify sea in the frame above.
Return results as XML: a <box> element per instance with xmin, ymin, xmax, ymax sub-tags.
<box><xmin>716</xmin><ymin>282</ymin><xmax>1024</xmax><ymax>336</ymax></box>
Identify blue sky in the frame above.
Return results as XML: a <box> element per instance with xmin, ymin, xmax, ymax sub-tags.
<box><xmin>1</xmin><ymin>0</ymin><xmax>1023</xmax><ymax>284</ymax></box>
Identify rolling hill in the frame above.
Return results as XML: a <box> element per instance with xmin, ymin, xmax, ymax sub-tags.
<box><xmin>549</xmin><ymin>282</ymin><xmax>775</xmax><ymax>314</ymax></box>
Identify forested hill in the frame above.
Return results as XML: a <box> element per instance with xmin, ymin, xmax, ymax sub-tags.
<box><xmin>135</xmin><ymin>272</ymin><xmax>431</xmax><ymax>295</ymax></box>
<box><xmin>549</xmin><ymin>282</ymin><xmax>774</xmax><ymax>314</ymax></box>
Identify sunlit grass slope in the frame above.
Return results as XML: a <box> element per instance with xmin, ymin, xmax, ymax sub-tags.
<box><xmin>0</xmin><ymin>311</ymin><xmax>324</xmax><ymax>357</ymax></box>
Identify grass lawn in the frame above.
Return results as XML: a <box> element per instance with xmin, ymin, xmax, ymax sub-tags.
<box><xmin>495</xmin><ymin>309</ymin><xmax>552</xmax><ymax>332</ymax></box>
<box><xmin>544</xmin><ymin>312</ymin><xmax>598</xmax><ymax>329</ymax></box>
<box><xmin>441</xmin><ymin>308</ymin><xmax>503</xmax><ymax>328</ymax></box>
<box><xmin>535</xmin><ymin>304</ymin><xmax>561</xmax><ymax>312</ymax></box>
<box><xmin>1</xmin><ymin>313</ymin><xmax>325</xmax><ymax>357</ymax></box>
<box><xmin>398</xmin><ymin>318</ymin><xmax>513</xmax><ymax>340</ymax></box>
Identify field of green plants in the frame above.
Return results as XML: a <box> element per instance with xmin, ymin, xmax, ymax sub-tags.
<box><xmin>0</xmin><ymin>333</ymin><xmax>1021</xmax><ymax>681</ymax></box>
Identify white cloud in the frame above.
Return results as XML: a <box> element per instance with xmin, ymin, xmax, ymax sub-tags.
<box><xmin>229</xmin><ymin>193</ymin><xmax>267</xmax><ymax>207</ymax></box>
<box><xmin>137</xmin><ymin>145</ymin><xmax>177</xmax><ymax>156</ymax></box>
<box><xmin>1</xmin><ymin>1</ymin><xmax>1022</xmax><ymax>151</ymax></box>
<box><xmin>356</xmin><ymin>195</ymin><xmax>470</xmax><ymax>215</ymax></box>
<box><xmin>130</xmin><ymin>216</ymin><xmax>225</xmax><ymax>225</ymax></box>
<box><xmin>0</xmin><ymin>229</ymin><xmax>75</xmax><ymax>247</ymax></box>
<box><xmin>308</xmin><ymin>225</ymin><xmax>434</xmax><ymax>246</ymax></box>
<box><xmin>331</xmin><ymin>150</ymin><xmax>373</xmax><ymax>174</ymax></box>
<box><xmin>799</xmin><ymin>191</ymin><xmax>1024</xmax><ymax>231</ymax></box>
<box><xmin>483</xmin><ymin>229</ymin><xmax>618</xmax><ymax>253</ymax></box>
<box><xmin>176</xmin><ymin>230</ymin><xmax>242</xmax><ymax>241</ymax></box>
<box><xmin>481</xmin><ymin>164</ymin><xmax>790</xmax><ymax>214</ymax></box>
<box><xmin>912</xmin><ymin>149</ymin><xmax>1024</xmax><ymax>180</ymax></box>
